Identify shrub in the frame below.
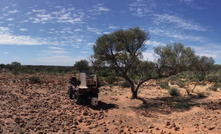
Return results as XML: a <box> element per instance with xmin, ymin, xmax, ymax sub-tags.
<box><xmin>170</xmin><ymin>81</ymin><xmax>175</xmax><ymax>85</ymax></box>
<box><xmin>12</xmin><ymin>71</ymin><xmax>19</xmax><ymax>75</ymax></box>
<box><xmin>168</xmin><ymin>75</ymin><xmax>177</xmax><ymax>81</ymax></box>
<box><xmin>99</xmin><ymin>69</ymin><xmax>113</xmax><ymax>77</ymax></box>
<box><xmin>121</xmin><ymin>81</ymin><xmax>130</xmax><ymax>88</ymax></box>
<box><xmin>105</xmin><ymin>75</ymin><xmax>117</xmax><ymax>85</ymax></box>
<box><xmin>159</xmin><ymin>82</ymin><xmax>169</xmax><ymax>89</ymax></box>
<box><xmin>208</xmin><ymin>86</ymin><xmax>217</xmax><ymax>91</ymax></box>
<box><xmin>201</xmin><ymin>82</ymin><xmax>207</xmax><ymax>86</ymax></box>
<box><xmin>206</xmin><ymin>73</ymin><xmax>220</xmax><ymax>82</ymax></box>
<box><xmin>28</xmin><ymin>76</ymin><xmax>40</xmax><ymax>83</ymax></box>
<box><xmin>168</xmin><ymin>87</ymin><xmax>180</xmax><ymax>97</ymax></box>
<box><xmin>197</xmin><ymin>92</ymin><xmax>207</xmax><ymax>98</ymax></box>
<box><xmin>209</xmin><ymin>83</ymin><xmax>220</xmax><ymax>91</ymax></box>
<box><xmin>176</xmin><ymin>81</ymin><xmax>186</xmax><ymax>88</ymax></box>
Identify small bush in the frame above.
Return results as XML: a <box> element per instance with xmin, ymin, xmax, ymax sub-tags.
<box><xmin>121</xmin><ymin>81</ymin><xmax>130</xmax><ymax>88</ymax></box>
<box><xmin>208</xmin><ymin>86</ymin><xmax>217</xmax><ymax>91</ymax></box>
<box><xmin>201</xmin><ymin>82</ymin><xmax>207</xmax><ymax>86</ymax></box>
<box><xmin>12</xmin><ymin>79</ymin><xmax>16</xmax><ymax>83</ymax></box>
<box><xmin>209</xmin><ymin>83</ymin><xmax>220</xmax><ymax>91</ymax></box>
<box><xmin>197</xmin><ymin>92</ymin><xmax>207</xmax><ymax>98</ymax></box>
<box><xmin>12</xmin><ymin>71</ymin><xmax>19</xmax><ymax>75</ymax></box>
<box><xmin>105</xmin><ymin>75</ymin><xmax>117</xmax><ymax>85</ymax></box>
<box><xmin>168</xmin><ymin>87</ymin><xmax>180</xmax><ymax>97</ymax></box>
<box><xmin>159</xmin><ymin>82</ymin><xmax>169</xmax><ymax>89</ymax></box>
<box><xmin>206</xmin><ymin>73</ymin><xmax>220</xmax><ymax>82</ymax></box>
<box><xmin>28</xmin><ymin>76</ymin><xmax>40</xmax><ymax>83</ymax></box>
<box><xmin>176</xmin><ymin>81</ymin><xmax>186</xmax><ymax>88</ymax></box>
<box><xmin>168</xmin><ymin>75</ymin><xmax>177</xmax><ymax>81</ymax></box>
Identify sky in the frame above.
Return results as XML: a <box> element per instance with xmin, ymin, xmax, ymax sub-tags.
<box><xmin>0</xmin><ymin>0</ymin><xmax>220</xmax><ymax>66</ymax></box>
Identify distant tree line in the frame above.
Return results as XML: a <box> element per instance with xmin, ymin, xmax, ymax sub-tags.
<box><xmin>0</xmin><ymin>62</ymin><xmax>75</xmax><ymax>74</ymax></box>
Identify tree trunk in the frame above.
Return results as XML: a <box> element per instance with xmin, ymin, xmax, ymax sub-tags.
<box><xmin>132</xmin><ymin>90</ymin><xmax>138</xmax><ymax>99</ymax></box>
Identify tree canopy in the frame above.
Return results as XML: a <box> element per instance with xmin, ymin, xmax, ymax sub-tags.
<box><xmin>74</xmin><ymin>60</ymin><xmax>89</xmax><ymax>72</ymax></box>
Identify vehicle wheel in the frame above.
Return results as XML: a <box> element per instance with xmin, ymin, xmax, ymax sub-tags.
<box><xmin>68</xmin><ymin>86</ymin><xmax>73</xmax><ymax>99</ymax></box>
<box><xmin>74</xmin><ymin>92</ymin><xmax>83</xmax><ymax>104</ymax></box>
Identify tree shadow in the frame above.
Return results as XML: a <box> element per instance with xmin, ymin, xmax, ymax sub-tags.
<box><xmin>80</xmin><ymin>100</ymin><xmax>119</xmax><ymax>111</ymax></box>
<box><xmin>131</xmin><ymin>95</ymin><xmax>221</xmax><ymax>116</ymax></box>
<box><xmin>90</xmin><ymin>101</ymin><xmax>119</xmax><ymax>111</ymax></box>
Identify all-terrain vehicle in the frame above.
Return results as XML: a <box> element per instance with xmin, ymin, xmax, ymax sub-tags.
<box><xmin>68</xmin><ymin>73</ymin><xmax>99</xmax><ymax>105</ymax></box>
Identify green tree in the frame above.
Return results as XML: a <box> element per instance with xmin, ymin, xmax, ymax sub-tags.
<box><xmin>74</xmin><ymin>59</ymin><xmax>89</xmax><ymax>72</ymax></box>
<box><xmin>154</xmin><ymin>43</ymin><xmax>197</xmax><ymax>76</ymax></box>
<box><xmin>88</xmin><ymin>55</ymin><xmax>104</xmax><ymax>72</ymax></box>
<box><xmin>194</xmin><ymin>56</ymin><xmax>215</xmax><ymax>81</ymax></box>
<box><xmin>11</xmin><ymin>61</ymin><xmax>21</xmax><ymax>71</ymax></box>
<box><xmin>93</xmin><ymin>27</ymin><xmax>149</xmax><ymax>99</ymax></box>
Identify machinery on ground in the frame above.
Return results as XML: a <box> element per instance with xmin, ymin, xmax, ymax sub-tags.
<box><xmin>68</xmin><ymin>73</ymin><xmax>99</xmax><ymax>105</ymax></box>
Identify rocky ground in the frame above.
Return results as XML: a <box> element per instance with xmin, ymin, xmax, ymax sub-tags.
<box><xmin>0</xmin><ymin>72</ymin><xmax>221</xmax><ymax>134</ymax></box>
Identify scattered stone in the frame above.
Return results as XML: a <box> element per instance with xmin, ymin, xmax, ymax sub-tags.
<box><xmin>175</xmin><ymin>126</ymin><xmax>180</xmax><ymax>131</ymax></box>
<box><xmin>209</xmin><ymin>126</ymin><xmax>215</xmax><ymax>130</ymax></box>
<box><xmin>149</xmin><ymin>125</ymin><xmax>155</xmax><ymax>129</ymax></box>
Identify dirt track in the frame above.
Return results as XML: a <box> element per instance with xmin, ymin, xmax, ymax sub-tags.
<box><xmin>0</xmin><ymin>72</ymin><xmax>221</xmax><ymax>133</ymax></box>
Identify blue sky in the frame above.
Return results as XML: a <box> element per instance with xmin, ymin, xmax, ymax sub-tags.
<box><xmin>0</xmin><ymin>0</ymin><xmax>220</xmax><ymax>66</ymax></box>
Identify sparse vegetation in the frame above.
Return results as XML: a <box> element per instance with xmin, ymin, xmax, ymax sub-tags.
<box><xmin>121</xmin><ymin>81</ymin><xmax>130</xmax><ymax>88</ymax></box>
<box><xmin>197</xmin><ymin>92</ymin><xmax>207</xmax><ymax>98</ymax></box>
<box><xmin>28</xmin><ymin>76</ymin><xmax>40</xmax><ymax>83</ymax></box>
<box><xmin>168</xmin><ymin>87</ymin><xmax>180</xmax><ymax>97</ymax></box>
<box><xmin>157</xmin><ymin>80</ymin><xmax>169</xmax><ymax>89</ymax></box>
<box><xmin>106</xmin><ymin>75</ymin><xmax>117</xmax><ymax>85</ymax></box>
<box><xmin>209</xmin><ymin>83</ymin><xmax>220</xmax><ymax>91</ymax></box>
<box><xmin>176</xmin><ymin>81</ymin><xmax>186</xmax><ymax>88</ymax></box>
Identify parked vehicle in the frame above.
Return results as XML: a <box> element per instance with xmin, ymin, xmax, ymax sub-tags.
<box><xmin>68</xmin><ymin>73</ymin><xmax>99</xmax><ymax>105</ymax></box>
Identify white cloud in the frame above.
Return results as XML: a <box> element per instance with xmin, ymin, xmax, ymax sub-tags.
<box><xmin>145</xmin><ymin>40</ymin><xmax>165</xmax><ymax>47</ymax></box>
<box><xmin>3</xmin><ymin>6</ymin><xmax>9</xmax><ymax>11</ymax></box>
<box><xmin>153</xmin><ymin>14</ymin><xmax>207</xmax><ymax>32</ymax></box>
<box><xmin>128</xmin><ymin>0</ymin><xmax>156</xmax><ymax>17</ymax></box>
<box><xmin>87</xmin><ymin>43</ymin><xmax>94</xmax><ymax>46</ymax></box>
<box><xmin>80</xmin><ymin>51</ymin><xmax>88</xmax><ymax>54</ymax></box>
<box><xmin>0</xmin><ymin>34</ymin><xmax>57</xmax><ymax>45</ymax></box>
<box><xmin>6</xmin><ymin>18</ymin><xmax>14</xmax><ymax>21</ymax></box>
<box><xmin>48</xmin><ymin>46</ymin><xmax>65</xmax><ymax>50</ymax></box>
<box><xmin>192</xmin><ymin>44</ymin><xmax>221</xmax><ymax>60</ymax></box>
<box><xmin>36</xmin><ymin>55</ymin><xmax>76</xmax><ymax>66</ymax></box>
<box><xmin>2</xmin><ymin>52</ymin><xmax>9</xmax><ymax>55</ymax></box>
<box><xmin>75</xmin><ymin>38</ymin><xmax>83</xmax><ymax>42</ymax></box>
<box><xmin>109</xmin><ymin>26</ymin><xmax>119</xmax><ymax>29</ymax></box>
<box><xmin>150</xmin><ymin>28</ymin><xmax>205</xmax><ymax>42</ymax></box>
<box><xmin>8</xmin><ymin>24</ymin><xmax>14</xmax><ymax>26</ymax></box>
<box><xmin>0</xmin><ymin>27</ymin><xmax>11</xmax><ymax>34</ymax></box>
<box><xmin>8</xmin><ymin>10</ymin><xmax>19</xmax><ymax>14</ymax></box>
<box><xmin>20</xmin><ymin>28</ymin><xmax>28</xmax><ymax>31</ymax></box>
<box><xmin>74</xmin><ymin>29</ymin><xmax>82</xmax><ymax>32</ymax></box>
<box><xmin>87</xmin><ymin>27</ymin><xmax>101</xmax><ymax>35</ymax></box>
<box><xmin>142</xmin><ymin>50</ymin><xmax>156</xmax><ymax>62</ymax></box>
<box><xmin>20</xmin><ymin>20</ymin><xmax>29</xmax><ymax>23</ymax></box>
<box><xmin>88</xmin><ymin>4</ymin><xmax>110</xmax><ymax>15</ymax></box>
<box><xmin>32</xmin><ymin>9</ymin><xmax>46</xmax><ymax>13</ymax></box>
<box><xmin>178</xmin><ymin>0</ymin><xmax>193</xmax><ymax>5</ymax></box>
<box><xmin>103</xmin><ymin>32</ymin><xmax>110</xmax><ymax>34</ymax></box>
<box><xmin>0</xmin><ymin>27</ymin><xmax>58</xmax><ymax>45</ymax></box>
